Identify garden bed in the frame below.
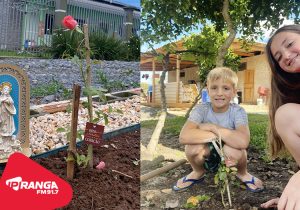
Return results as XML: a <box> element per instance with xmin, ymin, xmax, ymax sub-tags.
<box><xmin>35</xmin><ymin>130</ymin><xmax>140</xmax><ymax>209</ymax></box>
<box><xmin>141</xmin><ymin>113</ymin><xmax>298</xmax><ymax>210</ymax></box>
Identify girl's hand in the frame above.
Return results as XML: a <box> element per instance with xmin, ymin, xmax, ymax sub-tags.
<box><xmin>277</xmin><ymin>171</ymin><xmax>300</xmax><ymax>210</ymax></box>
<box><xmin>261</xmin><ymin>198</ymin><xmax>279</xmax><ymax>208</ymax></box>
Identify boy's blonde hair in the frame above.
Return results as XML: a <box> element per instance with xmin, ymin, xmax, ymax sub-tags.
<box><xmin>207</xmin><ymin>67</ymin><xmax>238</xmax><ymax>89</ymax></box>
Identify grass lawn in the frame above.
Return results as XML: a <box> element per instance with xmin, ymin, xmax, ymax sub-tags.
<box><xmin>141</xmin><ymin>113</ymin><xmax>269</xmax><ymax>151</ymax></box>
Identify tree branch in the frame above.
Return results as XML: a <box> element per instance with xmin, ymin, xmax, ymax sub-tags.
<box><xmin>216</xmin><ymin>0</ymin><xmax>236</xmax><ymax>67</ymax></box>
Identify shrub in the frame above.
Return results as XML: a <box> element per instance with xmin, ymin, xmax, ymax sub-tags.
<box><xmin>90</xmin><ymin>33</ymin><xmax>127</xmax><ymax>60</ymax></box>
<box><xmin>49</xmin><ymin>29</ymin><xmax>84</xmax><ymax>59</ymax></box>
<box><xmin>125</xmin><ymin>35</ymin><xmax>140</xmax><ymax>61</ymax></box>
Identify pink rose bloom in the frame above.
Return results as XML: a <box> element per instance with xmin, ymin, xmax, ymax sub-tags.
<box><xmin>96</xmin><ymin>161</ymin><xmax>105</xmax><ymax>170</ymax></box>
<box><xmin>61</xmin><ymin>16</ymin><xmax>78</xmax><ymax>30</ymax></box>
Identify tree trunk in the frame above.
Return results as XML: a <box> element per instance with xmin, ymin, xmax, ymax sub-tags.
<box><xmin>160</xmin><ymin>53</ymin><xmax>169</xmax><ymax>113</ymax></box>
<box><xmin>216</xmin><ymin>0</ymin><xmax>236</xmax><ymax>67</ymax></box>
<box><xmin>185</xmin><ymin>79</ymin><xmax>207</xmax><ymax>118</ymax></box>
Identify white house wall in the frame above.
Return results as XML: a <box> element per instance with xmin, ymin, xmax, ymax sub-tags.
<box><xmin>241</xmin><ymin>54</ymin><xmax>271</xmax><ymax>103</ymax></box>
<box><xmin>168</xmin><ymin>66</ymin><xmax>199</xmax><ymax>84</ymax></box>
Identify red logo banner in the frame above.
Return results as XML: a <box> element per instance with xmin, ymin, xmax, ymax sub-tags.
<box><xmin>0</xmin><ymin>153</ymin><xmax>73</xmax><ymax>210</ymax></box>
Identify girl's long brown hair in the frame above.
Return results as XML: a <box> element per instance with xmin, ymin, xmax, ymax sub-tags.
<box><xmin>266</xmin><ymin>25</ymin><xmax>300</xmax><ymax>157</ymax></box>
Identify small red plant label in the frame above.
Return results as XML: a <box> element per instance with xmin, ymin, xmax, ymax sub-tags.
<box><xmin>84</xmin><ymin>122</ymin><xmax>104</xmax><ymax>146</ymax></box>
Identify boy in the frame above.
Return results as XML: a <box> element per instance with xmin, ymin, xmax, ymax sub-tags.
<box><xmin>173</xmin><ymin>67</ymin><xmax>264</xmax><ymax>192</ymax></box>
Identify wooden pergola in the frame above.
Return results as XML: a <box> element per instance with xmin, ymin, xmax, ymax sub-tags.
<box><xmin>140</xmin><ymin>39</ymin><xmax>265</xmax><ymax>107</ymax></box>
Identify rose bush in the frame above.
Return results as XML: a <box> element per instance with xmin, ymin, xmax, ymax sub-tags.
<box><xmin>61</xmin><ymin>15</ymin><xmax>78</xmax><ymax>30</ymax></box>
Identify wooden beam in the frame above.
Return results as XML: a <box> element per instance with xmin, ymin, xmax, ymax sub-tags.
<box><xmin>176</xmin><ymin>54</ymin><xmax>180</xmax><ymax>103</ymax></box>
<box><xmin>140</xmin><ymin>57</ymin><xmax>154</xmax><ymax>64</ymax></box>
<box><xmin>152</xmin><ymin>58</ymin><xmax>156</xmax><ymax>103</ymax></box>
<box><xmin>141</xmin><ymin>159</ymin><xmax>187</xmax><ymax>182</ymax></box>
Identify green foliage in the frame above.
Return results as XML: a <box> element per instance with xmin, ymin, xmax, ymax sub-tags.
<box><xmin>184</xmin><ymin>25</ymin><xmax>241</xmax><ymax>83</ymax></box>
<box><xmin>125</xmin><ymin>35</ymin><xmax>140</xmax><ymax>61</ymax></box>
<box><xmin>142</xmin><ymin>0</ymin><xmax>300</xmax><ymax>45</ymax></box>
<box><xmin>93</xmin><ymin>106</ymin><xmax>123</xmax><ymax>125</ymax></box>
<box><xmin>31</xmin><ymin>79</ymin><xmax>71</xmax><ymax>99</ymax></box>
<box><xmin>75</xmin><ymin>153</ymin><xmax>90</xmax><ymax>168</ymax></box>
<box><xmin>214</xmin><ymin>162</ymin><xmax>237</xmax><ymax>207</ymax></box>
<box><xmin>50</xmin><ymin>29</ymin><xmax>84</xmax><ymax>59</ymax></box>
<box><xmin>83</xmin><ymin>86</ymin><xmax>107</xmax><ymax>101</ymax></box>
<box><xmin>90</xmin><ymin>33</ymin><xmax>127</xmax><ymax>61</ymax></box>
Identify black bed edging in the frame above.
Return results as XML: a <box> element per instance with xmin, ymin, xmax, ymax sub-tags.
<box><xmin>31</xmin><ymin>123</ymin><xmax>140</xmax><ymax>159</ymax></box>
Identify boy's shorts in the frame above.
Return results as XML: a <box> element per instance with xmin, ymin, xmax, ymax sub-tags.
<box><xmin>204</xmin><ymin>142</ymin><xmax>222</xmax><ymax>173</ymax></box>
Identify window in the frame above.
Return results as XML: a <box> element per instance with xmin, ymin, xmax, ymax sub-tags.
<box><xmin>180</xmin><ymin>72</ymin><xmax>185</xmax><ymax>77</ymax></box>
<box><xmin>45</xmin><ymin>14</ymin><xmax>54</xmax><ymax>35</ymax></box>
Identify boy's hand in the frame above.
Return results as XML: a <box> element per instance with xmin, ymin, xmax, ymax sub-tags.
<box><xmin>200</xmin><ymin>123</ymin><xmax>220</xmax><ymax>137</ymax></box>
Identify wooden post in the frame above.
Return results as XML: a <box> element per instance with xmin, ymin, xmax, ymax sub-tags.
<box><xmin>176</xmin><ymin>54</ymin><xmax>181</xmax><ymax>103</ymax></box>
<box><xmin>152</xmin><ymin>58</ymin><xmax>156</xmax><ymax>103</ymax></box>
<box><xmin>67</xmin><ymin>84</ymin><xmax>81</xmax><ymax>180</ymax></box>
<box><xmin>141</xmin><ymin>159</ymin><xmax>187</xmax><ymax>182</ymax></box>
<box><xmin>83</xmin><ymin>24</ymin><xmax>94</xmax><ymax>168</ymax></box>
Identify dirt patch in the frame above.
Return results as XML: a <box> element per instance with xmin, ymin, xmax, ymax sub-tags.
<box><xmin>34</xmin><ymin>131</ymin><xmax>140</xmax><ymax>210</ymax></box>
<box><xmin>141</xmin><ymin>129</ymin><xmax>298</xmax><ymax>210</ymax></box>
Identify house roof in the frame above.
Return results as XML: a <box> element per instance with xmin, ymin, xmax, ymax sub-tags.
<box><xmin>140</xmin><ymin>39</ymin><xmax>266</xmax><ymax>71</ymax></box>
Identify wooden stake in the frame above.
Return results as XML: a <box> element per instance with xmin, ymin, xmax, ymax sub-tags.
<box><xmin>83</xmin><ymin>24</ymin><xmax>94</xmax><ymax>168</ymax></box>
<box><xmin>141</xmin><ymin>159</ymin><xmax>187</xmax><ymax>182</ymax></box>
<box><xmin>67</xmin><ymin>84</ymin><xmax>81</xmax><ymax>180</ymax></box>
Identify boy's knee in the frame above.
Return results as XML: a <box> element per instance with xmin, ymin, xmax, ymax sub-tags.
<box><xmin>223</xmin><ymin>144</ymin><xmax>244</xmax><ymax>161</ymax></box>
<box><xmin>185</xmin><ymin>144</ymin><xmax>208</xmax><ymax>157</ymax></box>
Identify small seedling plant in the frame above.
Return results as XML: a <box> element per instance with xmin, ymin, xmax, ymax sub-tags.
<box><xmin>214</xmin><ymin>160</ymin><xmax>237</xmax><ymax>207</ymax></box>
<box><xmin>58</xmin><ymin>104</ymin><xmax>122</xmax><ymax>169</ymax></box>
<box><xmin>213</xmin><ymin>131</ymin><xmax>237</xmax><ymax>208</ymax></box>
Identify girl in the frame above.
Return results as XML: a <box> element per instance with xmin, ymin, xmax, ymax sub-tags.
<box><xmin>261</xmin><ymin>25</ymin><xmax>300</xmax><ymax>209</ymax></box>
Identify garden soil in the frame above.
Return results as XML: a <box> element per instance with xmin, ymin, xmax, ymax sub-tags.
<box><xmin>141</xmin><ymin>127</ymin><xmax>299</xmax><ymax>210</ymax></box>
<box><xmin>35</xmin><ymin>131</ymin><xmax>140</xmax><ymax>210</ymax></box>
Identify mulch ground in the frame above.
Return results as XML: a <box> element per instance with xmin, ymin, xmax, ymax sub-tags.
<box><xmin>34</xmin><ymin>130</ymin><xmax>140</xmax><ymax>210</ymax></box>
<box><xmin>141</xmin><ymin>133</ymin><xmax>299</xmax><ymax>210</ymax></box>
